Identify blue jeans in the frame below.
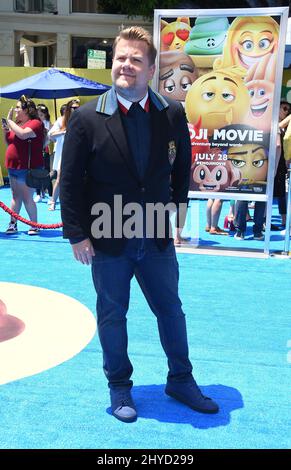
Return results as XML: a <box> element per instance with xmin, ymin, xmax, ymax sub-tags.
<box><xmin>91</xmin><ymin>238</ymin><xmax>193</xmax><ymax>390</ymax></box>
<box><xmin>235</xmin><ymin>200</ymin><xmax>265</xmax><ymax>234</ymax></box>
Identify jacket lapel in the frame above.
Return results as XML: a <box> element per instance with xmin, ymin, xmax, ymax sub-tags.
<box><xmin>97</xmin><ymin>87</ymin><xmax>170</xmax><ymax>183</ymax></box>
<box><xmin>97</xmin><ymin>88</ymin><xmax>140</xmax><ymax>181</ymax></box>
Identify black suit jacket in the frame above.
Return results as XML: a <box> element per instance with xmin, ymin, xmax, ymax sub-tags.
<box><xmin>60</xmin><ymin>87</ymin><xmax>191</xmax><ymax>255</ymax></box>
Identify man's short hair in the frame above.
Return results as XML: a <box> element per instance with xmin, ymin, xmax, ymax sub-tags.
<box><xmin>112</xmin><ymin>26</ymin><xmax>157</xmax><ymax>66</ymax></box>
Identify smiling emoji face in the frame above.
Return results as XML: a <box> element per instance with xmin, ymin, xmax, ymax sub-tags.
<box><xmin>244</xmin><ymin>53</ymin><xmax>276</xmax><ymax>131</ymax></box>
<box><xmin>246</xmin><ymin>80</ymin><xmax>274</xmax><ymax>130</ymax></box>
<box><xmin>213</xmin><ymin>16</ymin><xmax>279</xmax><ymax>71</ymax></box>
<box><xmin>185</xmin><ymin>67</ymin><xmax>250</xmax><ymax>135</ymax></box>
<box><xmin>231</xmin><ymin>19</ymin><xmax>278</xmax><ymax>69</ymax></box>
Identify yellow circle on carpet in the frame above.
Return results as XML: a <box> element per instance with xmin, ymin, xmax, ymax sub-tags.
<box><xmin>0</xmin><ymin>282</ymin><xmax>96</xmax><ymax>385</ymax></box>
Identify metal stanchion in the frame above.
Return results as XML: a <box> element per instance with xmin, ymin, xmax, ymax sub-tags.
<box><xmin>283</xmin><ymin>163</ymin><xmax>291</xmax><ymax>255</ymax></box>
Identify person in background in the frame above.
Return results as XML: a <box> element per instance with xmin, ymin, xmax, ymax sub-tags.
<box><xmin>47</xmin><ymin>99</ymin><xmax>80</xmax><ymax>211</ymax></box>
<box><xmin>279</xmin><ymin>102</ymin><xmax>291</xmax><ymax>131</ymax></box>
<box><xmin>205</xmin><ymin>199</ymin><xmax>228</xmax><ymax>235</ymax></box>
<box><xmin>234</xmin><ymin>199</ymin><xmax>266</xmax><ymax>240</ymax></box>
<box><xmin>279</xmin><ymin>101</ymin><xmax>291</xmax><ymax>163</ymax></box>
<box><xmin>2</xmin><ymin>95</ymin><xmax>44</xmax><ymax>236</ymax></box>
<box><xmin>223</xmin><ymin>200</ymin><xmax>236</xmax><ymax>232</ymax></box>
<box><xmin>174</xmin><ymin>198</ymin><xmax>191</xmax><ymax>246</ymax></box>
<box><xmin>47</xmin><ymin>103</ymin><xmax>66</xmax><ymax>206</ymax></box>
<box><xmin>60</xmin><ymin>26</ymin><xmax>219</xmax><ymax>423</ymax></box>
<box><xmin>232</xmin><ymin>140</ymin><xmax>269</xmax><ymax>241</ymax></box>
<box><xmin>272</xmin><ymin>100</ymin><xmax>291</xmax><ymax>229</ymax></box>
<box><xmin>34</xmin><ymin>103</ymin><xmax>52</xmax><ymax>203</ymax></box>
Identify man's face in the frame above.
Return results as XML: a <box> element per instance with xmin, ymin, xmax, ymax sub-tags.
<box><xmin>227</xmin><ymin>143</ymin><xmax>268</xmax><ymax>184</ymax></box>
<box><xmin>111</xmin><ymin>38</ymin><xmax>155</xmax><ymax>101</ymax></box>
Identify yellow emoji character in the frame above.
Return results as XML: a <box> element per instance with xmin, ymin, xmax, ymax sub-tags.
<box><xmin>227</xmin><ymin>143</ymin><xmax>268</xmax><ymax>185</ymax></box>
<box><xmin>160</xmin><ymin>17</ymin><xmax>191</xmax><ymax>52</ymax></box>
<box><xmin>244</xmin><ymin>54</ymin><xmax>276</xmax><ymax>132</ymax></box>
<box><xmin>185</xmin><ymin>66</ymin><xmax>250</xmax><ymax>136</ymax></box>
<box><xmin>214</xmin><ymin>16</ymin><xmax>279</xmax><ymax>70</ymax></box>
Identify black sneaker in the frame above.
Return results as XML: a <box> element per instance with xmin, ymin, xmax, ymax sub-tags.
<box><xmin>253</xmin><ymin>232</ymin><xmax>264</xmax><ymax>240</ymax></box>
<box><xmin>165</xmin><ymin>380</ymin><xmax>219</xmax><ymax>414</ymax></box>
<box><xmin>28</xmin><ymin>227</ymin><xmax>40</xmax><ymax>236</ymax></box>
<box><xmin>234</xmin><ymin>230</ymin><xmax>244</xmax><ymax>240</ymax></box>
<box><xmin>270</xmin><ymin>224</ymin><xmax>281</xmax><ymax>231</ymax></box>
<box><xmin>110</xmin><ymin>389</ymin><xmax>137</xmax><ymax>423</ymax></box>
<box><xmin>6</xmin><ymin>222</ymin><xmax>18</xmax><ymax>234</ymax></box>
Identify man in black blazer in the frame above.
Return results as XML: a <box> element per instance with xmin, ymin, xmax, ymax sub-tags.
<box><xmin>60</xmin><ymin>26</ymin><xmax>218</xmax><ymax>422</ymax></box>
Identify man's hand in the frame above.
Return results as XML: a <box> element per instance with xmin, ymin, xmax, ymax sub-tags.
<box><xmin>71</xmin><ymin>239</ymin><xmax>95</xmax><ymax>265</ymax></box>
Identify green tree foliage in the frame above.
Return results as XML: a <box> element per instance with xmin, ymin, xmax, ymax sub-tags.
<box><xmin>97</xmin><ymin>0</ymin><xmax>290</xmax><ymax>18</ymax></box>
<box><xmin>97</xmin><ymin>0</ymin><xmax>178</xmax><ymax>18</ymax></box>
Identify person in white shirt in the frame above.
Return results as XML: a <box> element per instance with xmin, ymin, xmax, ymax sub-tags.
<box><xmin>47</xmin><ymin>99</ymin><xmax>79</xmax><ymax>210</ymax></box>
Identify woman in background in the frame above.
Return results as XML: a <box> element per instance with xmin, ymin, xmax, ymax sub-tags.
<box><xmin>273</xmin><ymin>100</ymin><xmax>291</xmax><ymax>228</ymax></box>
<box><xmin>34</xmin><ymin>103</ymin><xmax>52</xmax><ymax>202</ymax></box>
<box><xmin>2</xmin><ymin>95</ymin><xmax>44</xmax><ymax>235</ymax></box>
<box><xmin>47</xmin><ymin>99</ymin><xmax>80</xmax><ymax>211</ymax></box>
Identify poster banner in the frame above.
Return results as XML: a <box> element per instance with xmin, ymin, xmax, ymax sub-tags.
<box><xmin>153</xmin><ymin>8</ymin><xmax>289</xmax><ymax>200</ymax></box>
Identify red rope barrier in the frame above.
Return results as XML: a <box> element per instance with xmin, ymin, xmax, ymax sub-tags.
<box><xmin>0</xmin><ymin>201</ymin><xmax>63</xmax><ymax>229</ymax></box>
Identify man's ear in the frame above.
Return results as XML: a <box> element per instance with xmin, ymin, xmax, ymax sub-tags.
<box><xmin>149</xmin><ymin>63</ymin><xmax>156</xmax><ymax>79</ymax></box>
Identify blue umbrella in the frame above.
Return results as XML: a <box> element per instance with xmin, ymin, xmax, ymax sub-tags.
<box><xmin>0</xmin><ymin>67</ymin><xmax>110</xmax><ymax>118</ymax></box>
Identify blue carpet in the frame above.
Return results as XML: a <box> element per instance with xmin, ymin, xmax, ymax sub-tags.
<box><xmin>0</xmin><ymin>186</ymin><xmax>290</xmax><ymax>449</ymax></box>
<box><xmin>181</xmin><ymin>199</ymin><xmax>287</xmax><ymax>254</ymax></box>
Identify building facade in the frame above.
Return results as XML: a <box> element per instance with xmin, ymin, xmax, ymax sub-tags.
<box><xmin>0</xmin><ymin>0</ymin><xmax>151</xmax><ymax>68</ymax></box>
<box><xmin>0</xmin><ymin>1</ymin><xmax>290</xmax><ymax>69</ymax></box>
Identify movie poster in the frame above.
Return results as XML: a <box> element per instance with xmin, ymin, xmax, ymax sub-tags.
<box><xmin>153</xmin><ymin>9</ymin><xmax>288</xmax><ymax>198</ymax></box>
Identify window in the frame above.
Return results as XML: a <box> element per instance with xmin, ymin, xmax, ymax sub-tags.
<box><xmin>15</xmin><ymin>0</ymin><xmax>57</xmax><ymax>13</ymax></box>
<box><xmin>72</xmin><ymin>0</ymin><xmax>99</xmax><ymax>13</ymax></box>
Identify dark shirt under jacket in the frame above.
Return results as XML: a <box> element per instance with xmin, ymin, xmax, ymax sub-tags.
<box><xmin>60</xmin><ymin>87</ymin><xmax>191</xmax><ymax>256</ymax></box>
<box><xmin>121</xmin><ymin>102</ymin><xmax>151</xmax><ymax>180</ymax></box>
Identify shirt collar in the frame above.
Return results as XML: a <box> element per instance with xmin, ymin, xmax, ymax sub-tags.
<box><xmin>117</xmin><ymin>91</ymin><xmax>149</xmax><ymax>115</ymax></box>
<box><xmin>95</xmin><ymin>87</ymin><xmax>168</xmax><ymax>116</ymax></box>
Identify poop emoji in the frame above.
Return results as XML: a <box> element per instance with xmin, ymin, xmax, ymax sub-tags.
<box><xmin>159</xmin><ymin>51</ymin><xmax>198</xmax><ymax>102</ymax></box>
<box><xmin>185</xmin><ymin>16</ymin><xmax>230</xmax><ymax>69</ymax></box>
